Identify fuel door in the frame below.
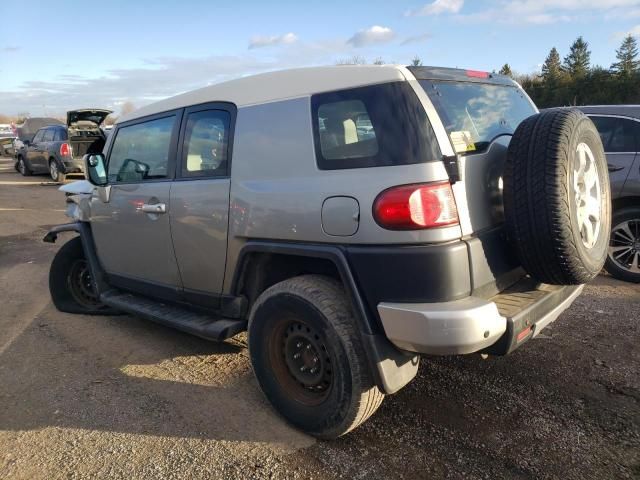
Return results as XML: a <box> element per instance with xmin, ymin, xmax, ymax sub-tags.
<box><xmin>322</xmin><ymin>196</ymin><xmax>360</xmax><ymax>236</ymax></box>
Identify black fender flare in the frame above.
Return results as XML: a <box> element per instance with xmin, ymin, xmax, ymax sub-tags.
<box><xmin>43</xmin><ymin>222</ymin><xmax>109</xmax><ymax>295</ymax></box>
<box><xmin>232</xmin><ymin>241</ymin><xmax>419</xmax><ymax>394</ymax></box>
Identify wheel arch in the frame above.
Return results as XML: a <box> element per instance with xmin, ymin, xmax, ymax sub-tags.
<box><xmin>231</xmin><ymin>241</ymin><xmax>419</xmax><ymax>394</ymax></box>
<box><xmin>613</xmin><ymin>196</ymin><xmax>640</xmax><ymax>212</ymax></box>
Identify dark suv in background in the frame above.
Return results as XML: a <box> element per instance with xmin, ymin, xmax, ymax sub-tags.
<box><xmin>579</xmin><ymin>106</ymin><xmax>640</xmax><ymax>283</ymax></box>
<box><xmin>16</xmin><ymin>109</ymin><xmax>111</xmax><ymax>182</ymax></box>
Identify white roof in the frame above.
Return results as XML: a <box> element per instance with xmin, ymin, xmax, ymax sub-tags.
<box><xmin>118</xmin><ymin>65</ymin><xmax>409</xmax><ymax>124</ymax></box>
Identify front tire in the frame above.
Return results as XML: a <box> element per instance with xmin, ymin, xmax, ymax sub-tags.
<box><xmin>248</xmin><ymin>275</ymin><xmax>384</xmax><ymax>439</ymax></box>
<box><xmin>49</xmin><ymin>236</ymin><xmax>111</xmax><ymax>314</ymax></box>
<box><xmin>605</xmin><ymin>207</ymin><xmax>640</xmax><ymax>283</ymax></box>
<box><xmin>49</xmin><ymin>159</ymin><xmax>66</xmax><ymax>183</ymax></box>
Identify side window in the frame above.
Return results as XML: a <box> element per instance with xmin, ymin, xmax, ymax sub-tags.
<box><xmin>32</xmin><ymin>130</ymin><xmax>45</xmax><ymax>143</ymax></box>
<box><xmin>54</xmin><ymin>129</ymin><xmax>68</xmax><ymax>142</ymax></box>
<box><xmin>42</xmin><ymin>129</ymin><xmax>55</xmax><ymax>142</ymax></box>
<box><xmin>610</xmin><ymin>118</ymin><xmax>638</xmax><ymax>153</ymax></box>
<box><xmin>181</xmin><ymin>110</ymin><xmax>231</xmax><ymax>177</ymax></box>
<box><xmin>318</xmin><ymin>100</ymin><xmax>379</xmax><ymax>160</ymax></box>
<box><xmin>107</xmin><ymin>115</ymin><xmax>176</xmax><ymax>183</ymax></box>
<box><xmin>590</xmin><ymin>116</ymin><xmax>637</xmax><ymax>153</ymax></box>
<box><xmin>312</xmin><ymin>82</ymin><xmax>441</xmax><ymax>170</ymax></box>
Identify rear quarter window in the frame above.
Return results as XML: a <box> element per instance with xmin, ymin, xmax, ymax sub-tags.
<box><xmin>311</xmin><ymin>82</ymin><xmax>441</xmax><ymax>170</ymax></box>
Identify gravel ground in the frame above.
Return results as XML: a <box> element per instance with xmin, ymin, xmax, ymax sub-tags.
<box><xmin>0</xmin><ymin>156</ymin><xmax>638</xmax><ymax>479</ymax></box>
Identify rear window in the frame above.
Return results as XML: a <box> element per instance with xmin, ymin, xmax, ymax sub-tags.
<box><xmin>311</xmin><ymin>82</ymin><xmax>441</xmax><ymax>170</ymax></box>
<box><xmin>421</xmin><ymin>81</ymin><xmax>536</xmax><ymax>155</ymax></box>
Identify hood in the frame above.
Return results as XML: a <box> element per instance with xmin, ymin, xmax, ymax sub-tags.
<box><xmin>67</xmin><ymin>109</ymin><xmax>112</xmax><ymax>127</ymax></box>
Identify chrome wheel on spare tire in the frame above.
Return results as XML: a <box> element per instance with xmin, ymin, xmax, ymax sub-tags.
<box><xmin>605</xmin><ymin>207</ymin><xmax>640</xmax><ymax>283</ymax></box>
<box><xmin>573</xmin><ymin>142</ymin><xmax>602</xmax><ymax>249</ymax></box>
<box><xmin>504</xmin><ymin>108</ymin><xmax>611</xmax><ymax>285</ymax></box>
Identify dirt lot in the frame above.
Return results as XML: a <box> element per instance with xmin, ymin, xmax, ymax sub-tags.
<box><xmin>0</xmin><ymin>155</ymin><xmax>638</xmax><ymax>480</ymax></box>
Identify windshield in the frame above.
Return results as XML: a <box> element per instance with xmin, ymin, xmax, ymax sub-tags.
<box><xmin>421</xmin><ymin>81</ymin><xmax>536</xmax><ymax>155</ymax></box>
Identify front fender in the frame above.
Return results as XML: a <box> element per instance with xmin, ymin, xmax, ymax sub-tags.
<box><xmin>43</xmin><ymin>222</ymin><xmax>108</xmax><ymax>295</ymax></box>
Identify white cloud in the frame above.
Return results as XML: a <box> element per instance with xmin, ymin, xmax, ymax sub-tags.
<box><xmin>400</xmin><ymin>33</ymin><xmax>432</xmax><ymax>46</ymax></box>
<box><xmin>347</xmin><ymin>26</ymin><xmax>396</xmax><ymax>47</ymax></box>
<box><xmin>0</xmin><ymin>39</ymin><xmax>357</xmax><ymax>116</ymax></box>
<box><xmin>248</xmin><ymin>32</ymin><xmax>298</xmax><ymax>49</ymax></box>
<box><xmin>613</xmin><ymin>24</ymin><xmax>640</xmax><ymax>40</ymax></box>
<box><xmin>456</xmin><ymin>0</ymin><xmax>640</xmax><ymax>24</ymax></box>
<box><xmin>406</xmin><ymin>0</ymin><xmax>464</xmax><ymax>17</ymax></box>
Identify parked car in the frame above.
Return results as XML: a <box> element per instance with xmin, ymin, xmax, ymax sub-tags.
<box><xmin>44</xmin><ymin>66</ymin><xmax>611</xmax><ymax>438</ymax></box>
<box><xmin>0</xmin><ymin>124</ymin><xmax>16</xmax><ymax>156</ymax></box>
<box><xmin>16</xmin><ymin>109</ymin><xmax>112</xmax><ymax>182</ymax></box>
<box><xmin>578</xmin><ymin>106</ymin><xmax>640</xmax><ymax>283</ymax></box>
<box><xmin>13</xmin><ymin>117</ymin><xmax>64</xmax><ymax>167</ymax></box>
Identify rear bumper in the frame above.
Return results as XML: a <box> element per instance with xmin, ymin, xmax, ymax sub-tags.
<box><xmin>62</xmin><ymin>157</ymin><xmax>84</xmax><ymax>173</ymax></box>
<box><xmin>377</xmin><ymin>281</ymin><xmax>583</xmax><ymax>356</ymax></box>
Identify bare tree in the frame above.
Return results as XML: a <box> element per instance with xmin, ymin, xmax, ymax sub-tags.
<box><xmin>336</xmin><ymin>55</ymin><xmax>367</xmax><ymax>65</ymax></box>
<box><xmin>411</xmin><ymin>55</ymin><xmax>423</xmax><ymax>67</ymax></box>
<box><xmin>120</xmin><ymin>101</ymin><xmax>136</xmax><ymax>116</ymax></box>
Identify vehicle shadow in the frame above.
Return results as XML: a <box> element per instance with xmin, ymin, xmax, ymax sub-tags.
<box><xmin>0</xmin><ymin>305</ymin><xmax>313</xmax><ymax>448</ymax></box>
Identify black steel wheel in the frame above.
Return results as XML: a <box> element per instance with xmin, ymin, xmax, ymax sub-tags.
<box><xmin>248</xmin><ymin>275</ymin><xmax>383</xmax><ymax>439</ymax></box>
<box><xmin>49</xmin><ymin>236</ymin><xmax>114</xmax><ymax>314</ymax></box>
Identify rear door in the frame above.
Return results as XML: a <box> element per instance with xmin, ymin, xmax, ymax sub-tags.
<box><xmin>588</xmin><ymin>115</ymin><xmax>637</xmax><ymax>197</ymax></box>
<box><xmin>169</xmin><ymin>103</ymin><xmax>235</xmax><ymax>308</ymax></box>
<box><xmin>418</xmin><ymin>78</ymin><xmax>538</xmax><ymax>234</ymax></box>
<box><xmin>90</xmin><ymin>111</ymin><xmax>183</xmax><ymax>298</ymax></box>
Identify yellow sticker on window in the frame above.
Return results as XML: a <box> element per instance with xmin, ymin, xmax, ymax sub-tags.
<box><xmin>450</xmin><ymin>131</ymin><xmax>476</xmax><ymax>153</ymax></box>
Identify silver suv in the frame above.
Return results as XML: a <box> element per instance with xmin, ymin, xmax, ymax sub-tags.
<box><xmin>45</xmin><ymin>66</ymin><xmax>612</xmax><ymax>438</ymax></box>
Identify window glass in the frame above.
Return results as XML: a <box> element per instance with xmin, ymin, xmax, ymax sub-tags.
<box><xmin>54</xmin><ymin>129</ymin><xmax>67</xmax><ymax>141</ymax></box>
<box><xmin>312</xmin><ymin>82</ymin><xmax>441</xmax><ymax>170</ymax></box>
<box><xmin>318</xmin><ymin>100</ymin><xmax>379</xmax><ymax>160</ymax></box>
<box><xmin>422</xmin><ymin>81</ymin><xmax>536</xmax><ymax>155</ymax></box>
<box><xmin>108</xmin><ymin>116</ymin><xmax>175</xmax><ymax>182</ymax></box>
<box><xmin>589</xmin><ymin>116</ymin><xmax>618</xmax><ymax>151</ymax></box>
<box><xmin>32</xmin><ymin>130</ymin><xmax>44</xmax><ymax>143</ymax></box>
<box><xmin>590</xmin><ymin>116</ymin><xmax>638</xmax><ymax>152</ymax></box>
<box><xmin>181</xmin><ymin>110</ymin><xmax>230</xmax><ymax>177</ymax></box>
<box><xmin>42</xmin><ymin>129</ymin><xmax>55</xmax><ymax>142</ymax></box>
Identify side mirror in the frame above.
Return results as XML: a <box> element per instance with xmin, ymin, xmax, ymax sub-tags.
<box><xmin>84</xmin><ymin>153</ymin><xmax>108</xmax><ymax>186</ymax></box>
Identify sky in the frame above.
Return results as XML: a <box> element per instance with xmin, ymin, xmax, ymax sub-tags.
<box><xmin>1</xmin><ymin>0</ymin><xmax>639</xmax><ymax>117</ymax></box>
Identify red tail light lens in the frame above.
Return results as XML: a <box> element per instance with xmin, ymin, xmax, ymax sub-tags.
<box><xmin>466</xmin><ymin>69</ymin><xmax>489</xmax><ymax>78</ymax></box>
<box><xmin>60</xmin><ymin>143</ymin><xmax>71</xmax><ymax>157</ymax></box>
<box><xmin>373</xmin><ymin>182</ymin><xmax>459</xmax><ymax>230</ymax></box>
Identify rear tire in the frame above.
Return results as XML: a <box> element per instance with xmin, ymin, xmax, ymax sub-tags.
<box><xmin>248</xmin><ymin>275</ymin><xmax>384</xmax><ymax>439</ymax></box>
<box><xmin>605</xmin><ymin>207</ymin><xmax>640</xmax><ymax>283</ymax></box>
<box><xmin>504</xmin><ymin>108</ymin><xmax>611</xmax><ymax>285</ymax></box>
<box><xmin>49</xmin><ymin>236</ymin><xmax>113</xmax><ymax>314</ymax></box>
<box><xmin>49</xmin><ymin>159</ymin><xmax>66</xmax><ymax>183</ymax></box>
<box><xmin>17</xmin><ymin>156</ymin><xmax>32</xmax><ymax>176</ymax></box>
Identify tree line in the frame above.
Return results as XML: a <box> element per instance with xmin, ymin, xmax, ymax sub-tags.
<box><xmin>498</xmin><ymin>35</ymin><xmax>640</xmax><ymax>107</ymax></box>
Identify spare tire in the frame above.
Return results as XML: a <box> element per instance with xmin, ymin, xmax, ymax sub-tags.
<box><xmin>503</xmin><ymin>108</ymin><xmax>611</xmax><ymax>285</ymax></box>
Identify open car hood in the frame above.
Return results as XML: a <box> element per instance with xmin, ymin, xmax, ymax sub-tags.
<box><xmin>67</xmin><ymin>109</ymin><xmax>112</xmax><ymax>127</ymax></box>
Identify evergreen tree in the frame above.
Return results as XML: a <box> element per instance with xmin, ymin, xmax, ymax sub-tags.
<box><xmin>541</xmin><ymin>47</ymin><xmax>562</xmax><ymax>81</ymax></box>
<box><xmin>611</xmin><ymin>34</ymin><xmax>640</xmax><ymax>76</ymax></box>
<box><xmin>498</xmin><ymin>63</ymin><xmax>513</xmax><ymax>77</ymax></box>
<box><xmin>411</xmin><ymin>55</ymin><xmax>423</xmax><ymax>67</ymax></box>
<box><xmin>563</xmin><ymin>36</ymin><xmax>591</xmax><ymax>78</ymax></box>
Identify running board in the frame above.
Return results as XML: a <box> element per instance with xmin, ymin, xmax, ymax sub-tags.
<box><xmin>100</xmin><ymin>290</ymin><xmax>247</xmax><ymax>341</ymax></box>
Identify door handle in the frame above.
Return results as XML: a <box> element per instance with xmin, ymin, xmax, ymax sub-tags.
<box><xmin>607</xmin><ymin>163</ymin><xmax>625</xmax><ymax>173</ymax></box>
<box><xmin>141</xmin><ymin>203</ymin><xmax>166</xmax><ymax>214</ymax></box>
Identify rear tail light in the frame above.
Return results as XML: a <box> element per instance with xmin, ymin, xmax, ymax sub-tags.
<box><xmin>60</xmin><ymin>143</ymin><xmax>71</xmax><ymax>157</ymax></box>
<box><xmin>373</xmin><ymin>182</ymin><xmax>459</xmax><ymax>230</ymax></box>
